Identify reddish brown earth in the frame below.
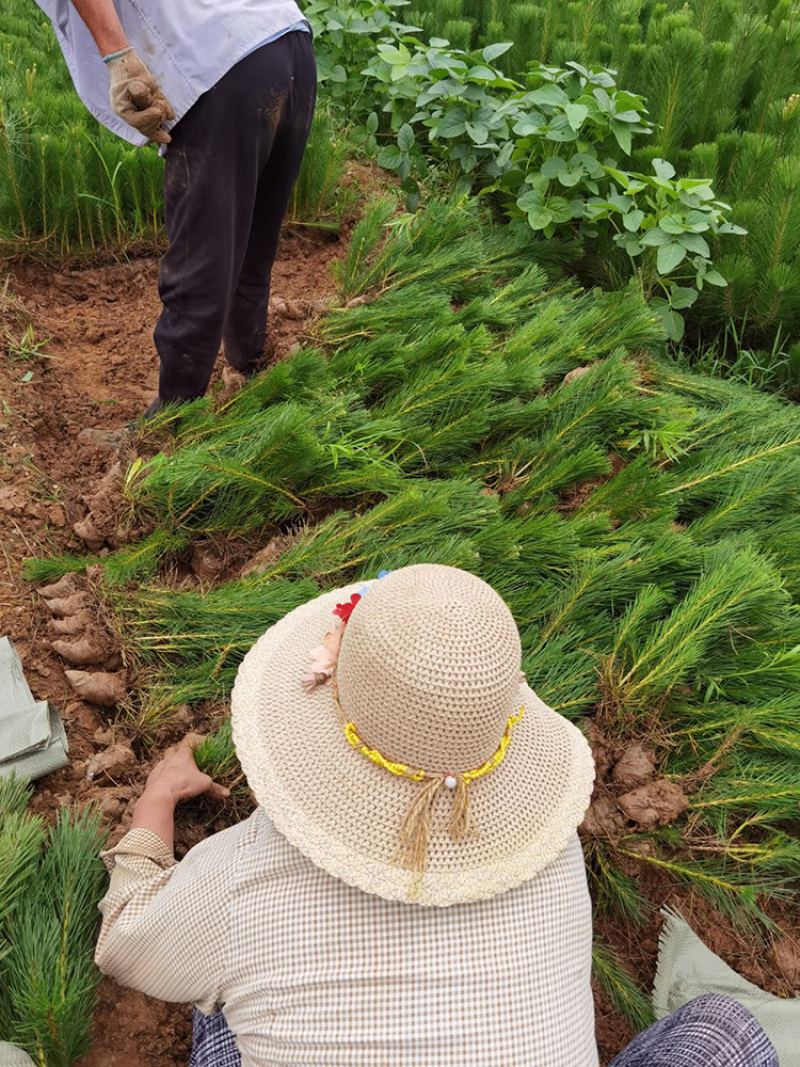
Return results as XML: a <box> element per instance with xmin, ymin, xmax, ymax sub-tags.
<box><xmin>1</xmin><ymin>227</ymin><xmax>798</xmax><ymax>1067</ymax></box>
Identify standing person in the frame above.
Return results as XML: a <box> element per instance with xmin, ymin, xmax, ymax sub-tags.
<box><xmin>35</xmin><ymin>0</ymin><xmax>316</xmax><ymax>415</ymax></box>
<box><xmin>92</xmin><ymin>564</ymin><xmax>777</xmax><ymax>1067</ymax></box>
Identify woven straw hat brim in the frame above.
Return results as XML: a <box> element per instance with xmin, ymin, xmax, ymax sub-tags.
<box><xmin>231</xmin><ymin>582</ymin><xmax>596</xmax><ymax>907</ymax></box>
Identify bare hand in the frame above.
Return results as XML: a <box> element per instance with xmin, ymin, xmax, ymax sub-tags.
<box><xmin>144</xmin><ymin>736</ymin><xmax>229</xmax><ymax>805</ymax></box>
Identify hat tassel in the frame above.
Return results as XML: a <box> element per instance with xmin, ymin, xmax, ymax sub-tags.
<box><xmin>395</xmin><ymin>774</ymin><xmax>477</xmax><ymax>895</ymax></box>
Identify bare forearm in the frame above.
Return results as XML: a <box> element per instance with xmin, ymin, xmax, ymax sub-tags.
<box><xmin>70</xmin><ymin>0</ymin><xmax>129</xmax><ymax>55</ymax></box>
<box><xmin>131</xmin><ymin>786</ymin><xmax>177</xmax><ymax>851</ymax></box>
<box><xmin>130</xmin><ymin>740</ymin><xmax>229</xmax><ymax>852</ymax></box>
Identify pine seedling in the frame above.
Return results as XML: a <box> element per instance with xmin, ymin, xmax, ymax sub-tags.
<box><xmin>21</xmin><ymin>552</ymin><xmax>97</xmax><ymax>584</ymax></box>
<box><xmin>592</xmin><ymin>939</ymin><xmax>655</xmax><ymax>1033</ymax></box>
<box><xmin>0</xmin><ymin>799</ymin><xmax>106</xmax><ymax>1066</ymax></box>
<box><xmin>194</xmin><ymin>719</ymin><xmax>242</xmax><ymax>785</ymax></box>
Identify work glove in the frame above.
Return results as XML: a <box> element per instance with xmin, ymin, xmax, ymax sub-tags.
<box><xmin>105</xmin><ymin>47</ymin><xmax>175</xmax><ymax>144</ymax></box>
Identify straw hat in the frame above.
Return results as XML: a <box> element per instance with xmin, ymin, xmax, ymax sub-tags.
<box><xmin>231</xmin><ymin>564</ymin><xmax>594</xmax><ymax>907</ymax></box>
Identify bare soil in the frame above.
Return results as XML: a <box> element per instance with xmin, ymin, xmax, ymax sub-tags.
<box><xmin>1</xmin><ymin>227</ymin><xmax>798</xmax><ymax>1067</ymax></box>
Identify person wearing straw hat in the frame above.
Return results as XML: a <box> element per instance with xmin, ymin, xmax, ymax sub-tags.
<box><xmin>94</xmin><ymin>564</ymin><xmax>778</xmax><ymax>1067</ymax></box>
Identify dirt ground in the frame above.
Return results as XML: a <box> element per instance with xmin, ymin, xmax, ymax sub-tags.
<box><xmin>0</xmin><ymin>224</ymin><xmax>341</xmax><ymax>1067</ymax></box>
<box><xmin>1</xmin><ymin>224</ymin><xmax>798</xmax><ymax>1067</ymax></box>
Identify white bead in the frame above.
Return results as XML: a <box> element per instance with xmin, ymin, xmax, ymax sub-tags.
<box><xmin>444</xmin><ymin>775</ymin><xmax>457</xmax><ymax>789</ymax></box>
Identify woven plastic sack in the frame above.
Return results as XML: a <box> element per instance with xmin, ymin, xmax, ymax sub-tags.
<box><xmin>0</xmin><ymin>1043</ymin><xmax>36</xmax><ymax>1066</ymax></box>
<box><xmin>0</xmin><ymin>637</ymin><xmax>68</xmax><ymax>781</ymax></box>
<box><xmin>654</xmin><ymin>910</ymin><xmax>800</xmax><ymax>1066</ymax></box>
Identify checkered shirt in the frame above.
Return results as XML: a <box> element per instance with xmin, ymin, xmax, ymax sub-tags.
<box><xmin>97</xmin><ymin>809</ymin><xmax>598</xmax><ymax>1067</ymax></box>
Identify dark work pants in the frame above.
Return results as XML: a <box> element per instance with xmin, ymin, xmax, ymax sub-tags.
<box><xmin>154</xmin><ymin>31</ymin><xmax>317</xmax><ymax>403</ymax></box>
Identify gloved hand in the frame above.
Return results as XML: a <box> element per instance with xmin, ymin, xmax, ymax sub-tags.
<box><xmin>105</xmin><ymin>47</ymin><xmax>175</xmax><ymax>144</ymax></box>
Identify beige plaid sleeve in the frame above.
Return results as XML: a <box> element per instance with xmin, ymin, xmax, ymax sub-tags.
<box><xmin>95</xmin><ymin>825</ymin><xmax>239</xmax><ymax>1011</ymax></box>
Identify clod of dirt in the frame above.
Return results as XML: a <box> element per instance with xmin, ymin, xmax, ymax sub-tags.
<box><xmin>48</xmin><ymin>504</ymin><xmax>67</xmax><ymax>528</ymax></box>
<box><xmin>38</xmin><ymin>572</ymin><xmax>82</xmax><ymax>600</ymax></box>
<box><xmin>219</xmin><ymin>365</ymin><xmax>249</xmax><ymax>401</ymax></box>
<box><xmin>617</xmin><ymin>779</ymin><xmax>689</xmax><ymax>830</ymax></box>
<box><xmin>75</xmin><ymin>461</ymin><xmax>125</xmax><ymax>547</ymax></box>
<box><xmin>585</xmin><ymin>722</ymin><xmax>622</xmax><ymax>782</ymax></box>
<box><xmin>46</xmin><ymin>590</ymin><xmax>93</xmax><ymax>617</ymax></box>
<box><xmin>771</xmin><ymin>938</ymin><xmax>800</xmax><ymax>988</ymax></box>
<box><xmin>73</xmin><ymin>514</ymin><xmax>107</xmax><ymax>550</ymax></box>
<box><xmin>270</xmin><ymin>297</ymin><xmax>305</xmax><ymax>321</ymax></box>
<box><xmin>86</xmin><ymin>743</ymin><xmax>137</xmax><ymax>783</ymax></box>
<box><xmin>241</xmin><ymin>533</ymin><xmax>298</xmax><ymax>578</ymax></box>
<box><xmin>94</xmin><ymin>786</ymin><xmax>136</xmax><ymax>819</ymax></box>
<box><xmin>579</xmin><ymin>796</ymin><xmax>626</xmax><ymax>839</ymax></box>
<box><xmin>64</xmin><ymin>669</ymin><xmax>128</xmax><ymax>707</ymax></box>
<box><xmin>51</xmin><ymin>634</ymin><xmax>113</xmax><ymax>666</ymax></box>
<box><xmin>191</xmin><ymin>542</ymin><xmax>229</xmax><ymax>583</ymax></box>
<box><xmin>564</xmin><ymin>365</ymin><xmax>593</xmax><ymax>384</ymax></box>
<box><xmin>612</xmin><ymin>743</ymin><xmax>657</xmax><ymax>789</ymax></box>
<box><xmin>77</xmin><ymin>427</ymin><xmax>127</xmax><ymax>450</ymax></box>
<box><xmin>49</xmin><ymin>610</ymin><xmax>92</xmax><ymax>636</ymax></box>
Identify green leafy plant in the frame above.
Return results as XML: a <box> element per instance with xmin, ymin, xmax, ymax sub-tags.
<box><xmin>304</xmin><ymin>0</ymin><xmax>423</xmax><ymax>120</ymax></box>
<box><xmin>357</xmin><ymin>37</ymin><xmax>741</xmax><ymax>336</ymax></box>
<box><xmin>585</xmin><ymin>158</ymin><xmax>746</xmax><ymax>340</ymax></box>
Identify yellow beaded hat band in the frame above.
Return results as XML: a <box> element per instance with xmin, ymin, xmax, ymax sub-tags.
<box><xmin>334</xmin><ymin>681</ymin><xmax>525</xmax><ymax>884</ymax></box>
<box><xmin>303</xmin><ymin>570</ymin><xmax>526</xmax><ymax>891</ymax></box>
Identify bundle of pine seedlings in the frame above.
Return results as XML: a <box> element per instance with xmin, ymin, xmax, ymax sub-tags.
<box><xmin>0</xmin><ymin>775</ymin><xmax>107</xmax><ymax>1066</ymax></box>
<box><xmin>31</xmin><ymin>195</ymin><xmax>800</xmax><ymax>1028</ymax></box>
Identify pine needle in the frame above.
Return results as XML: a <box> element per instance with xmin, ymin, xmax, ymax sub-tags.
<box><xmin>592</xmin><ymin>940</ymin><xmax>655</xmax><ymax>1033</ymax></box>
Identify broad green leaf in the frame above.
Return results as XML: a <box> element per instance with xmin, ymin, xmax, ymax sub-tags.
<box><xmin>437</xmin><ymin>108</ymin><xmax>468</xmax><ymax>138</ymax></box>
<box><xmin>547</xmin><ymin>196</ymin><xmax>573</xmax><ymax>223</ymax></box>
<box><xmin>670</xmin><ymin>286</ymin><xmax>699</xmax><ymax>309</ymax></box>
<box><xmin>545</xmin><ymin>115</ymin><xmax>580</xmax><ymax>142</ymax></box>
<box><xmin>467</xmin><ymin>65</ymin><xmax>499</xmax><ymax>81</ymax></box>
<box><xmin>558</xmin><ymin>168</ymin><xmax>585</xmax><ymax>188</ymax></box>
<box><xmin>680</xmin><ymin>233</ymin><xmax>711</xmax><ymax>257</ymax></box>
<box><xmin>378</xmin><ymin>144</ymin><xmax>403</xmax><ymax>170</ymax></box>
<box><xmin>657</xmin><ymin>240</ymin><xmax>687</xmax><ymax>274</ymax></box>
<box><xmin>366</xmin><ymin>112</ymin><xmax>379</xmax><ymax>134</ymax></box>
<box><xmin>659</xmin><ymin>215</ymin><xmax>686</xmax><ymax>235</ymax></box>
<box><xmin>640</xmin><ymin>228</ymin><xmax>670</xmax><ymax>246</ymax></box>
<box><xmin>704</xmin><ymin>270</ymin><xmax>728</xmax><ymax>287</ymax></box>
<box><xmin>565</xmin><ymin>103</ymin><xmax>589</xmax><ymax>131</ymax></box>
<box><xmin>541</xmin><ymin>156</ymin><xmax>567</xmax><ymax>177</ymax></box>
<box><xmin>466</xmin><ymin>121</ymin><xmax>490</xmax><ymax>143</ymax></box>
<box><xmin>653</xmin><ymin>158</ymin><xmax>676</xmax><ymax>179</ymax></box>
<box><xmin>684</xmin><ymin>209</ymin><xmax>711</xmax><ymax>232</ymax></box>
<box><xmin>609</xmin><ymin>118</ymin><xmax>632</xmax><ymax>154</ymax></box>
<box><xmin>528</xmin><ymin>83</ymin><xmax>571</xmax><ymax>108</ymax></box>
<box><xmin>622</xmin><ymin>209</ymin><xmax>645</xmax><ymax>231</ymax></box>
<box><xmin>527</xmin><ymin>205</ymin><xmax>554</xmax><ymax>229</ymax></box>
<box><xmin>517</xmin><ymin>189</ymin><xmax>545</xmax><ymax>212</ymax></box>
<box><xmin>614</xmin><ymin>232</ymin><xmax>644</xmax><ymax>255</ymax></box>
<box><xmin>483</xmin><ymin>42</ymin><xmax>513</xmax><ymax>62</ymax></box>
<box><xmin>662</xmin><ymin>308</ymin><xmax>685</xmax><ymax>341</ymax></box>
<box><xmin>604</xmin><ymin>167</ymin><xmax>631</xmax><ymax>188</ymax></box>
<box><xmin>397</xmin><ymin>123</ymin><xmax>415</xmax><ymax>152</ymax></box>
